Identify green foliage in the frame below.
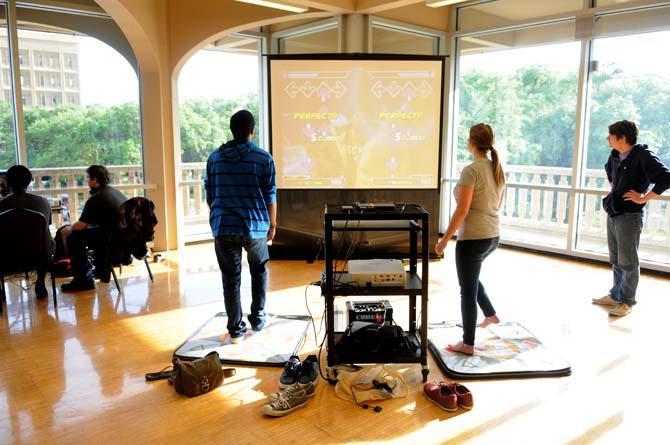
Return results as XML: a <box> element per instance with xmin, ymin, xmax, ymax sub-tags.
<box><xmin>4</xmin><ymin>69</ymin><xmax>668</xmax><ymax>175</ymax></box>
<box><xmin>0</xmin><ymin>94</ymin><xmax>261</xmax><ymax>170</ymax></box>
<box><xmin>0</xmin><ymin>101</ymin><xmax>142</xmax><ymax>170</ymax></box>
<box><xmin>459</xmin><ymin>64</ymin><xmax>670</xmax><ymax>170</ymax></box>
<box><xmin>179</xmin><ymin>94</ymin><xmax>260</xmax><ymax>163</ymax></box>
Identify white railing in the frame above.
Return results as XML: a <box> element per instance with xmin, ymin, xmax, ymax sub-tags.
<box><xmin>29</xmin><ymin>165</ymin><xmax>145</xmax><ymax>221</ymax></box>
<box><xmin>178</xmin><ymin>162</ymin><xmax>669</xmax><ymax>260</ymax></box>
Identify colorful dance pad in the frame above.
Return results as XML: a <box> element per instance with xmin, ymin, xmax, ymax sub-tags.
<box><xmin>174</xmin><ymin>312</ymin><xmax>311</xmax><ymax>366</ymax></box>
<box><xmin>428</xmin><ymin>321</ymin><xmax>571</xmax><ymax>380</ymax></box>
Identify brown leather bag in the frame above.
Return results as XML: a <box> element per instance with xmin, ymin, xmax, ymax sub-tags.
<box><xmin>171</xmin><ymin>352</ymin><xmax>235</xmax><ymax>397</ymax></box>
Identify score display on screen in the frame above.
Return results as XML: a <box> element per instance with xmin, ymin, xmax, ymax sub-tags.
<box><xmin>269</xmin><ymin>57</ymin><xmax>444</xmax><ymax>189</ymax></box>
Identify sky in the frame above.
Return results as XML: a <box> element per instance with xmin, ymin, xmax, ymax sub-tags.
<box><xmin>14</xmin><ymin>30</ymin><xmax>259</xmax><ymax>107</ymax></box>
<box><xmin>461</xmin><ymin>31</ymin><xmax>670</xmax><ymax>80</ymax></box>
<box><xmin>177</xmin><ymin>50</ymin><xmax>259</xmax><ymax>103</ymax></box>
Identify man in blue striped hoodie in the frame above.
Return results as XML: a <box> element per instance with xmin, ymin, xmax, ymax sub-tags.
<box><xmin>205</xmin><ymin>110</ymin><xmax>277</xmax><ymax>342</ymax></box>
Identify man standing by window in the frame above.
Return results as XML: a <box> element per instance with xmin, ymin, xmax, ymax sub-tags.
<box><xmin>205</xmin><ymin>110</ymin><xmax>277</xmax><ymax>343</ymax></box>
<box><xmin>593</xmin><ymin>120</ymin><xmax>670</xmax><ymax>316</ymax></box>
<box><xmin>60</xmin><ymin>165</ymin><xmax>127</xmax><ymax>292</ymax></box>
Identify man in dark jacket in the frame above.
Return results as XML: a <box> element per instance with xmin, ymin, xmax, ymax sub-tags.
<box><xmin>593</xmin><ymin>120</ymin><xmax>670</xmax><ymax>316</ymax></box>
<box><xmin>0</xmin><ymin>165</ymin><xmax>54</xmax><ymax>298</ymax></box>
<box><xmin>204</xmin><ymin>110</ymin><xmax>277</xmax><ymax>343</ymax></box>
<box><xmin>60</xmin><ymin>165</ymin><xmax>127</xmax><ymax>292</ymax></box>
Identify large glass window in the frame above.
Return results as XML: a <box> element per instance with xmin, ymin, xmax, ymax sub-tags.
<box><xmin>15</xmin><ymin>24</ymin><xmax>142</xmax><ymax>220</ymax></box>
<box><xmin>0</xmin><ymin>4</ymin><xmax>17</xmax><ymax>170</ymax></box>
<box><xmin>577</xmin><ymin>24</ymin><xmax>670</xmax><ymax>263</ymax></box>
<box><xmin>457</xmin><ymin>0</ymin><xmax>584</xmax><ymax>32</ymax></box>
<box><xmin>455</xmin><ymin>22</ymin><xmax>580</xmax><ymax>248</ymax></box>
<box><xmin>177</xmin><ymin>36</ymin><xmax>261</xmax><ymax>240</ymax></box>
<box><xmin>371</xmin><ymin>23</ymin><xmax>439</xmax><ymax>55</ymax></box>
<box><xmin>277</xmin><ymin>23</ymin><xmax>339</xmax><ymax>54</ymax></box>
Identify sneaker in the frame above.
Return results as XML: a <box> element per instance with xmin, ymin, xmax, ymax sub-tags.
<box><xmin>450</xmin><ymin>383</ymin><xmax>473</xmax><ymax>410</ymax></box>
<box><xmin>279</xmin><ymin>356</ymin><xmax>302</xmax><ymax>389</ymax></box>
<box><xmin>262</xmin><ymin>386</ymin><xmax>309</xmax><ymax>417</ymax></box>
<box><xmin>423</xmin><ymin>382</ymin><xmax>458</xmax><ymax>412</ymax></box>
<box><xmin>298</xmin><ymin>355</ymin><xmax>318</xmax><ymax>387</ymax></box>
<box><xmin>61</xmin><ymin>279</ymin><xmax>95</xmax><ymax>292</ymax></box>
<box><xmin>592</xmin><ymin>295</ymin><xmax>619</xmax><ymax>307</ymax></box>
<box><xmin>609</xmin><ymin>303</ymin><xmax>632</xmax><ymax>317</ymax></box>
<box><xmin>268</xmin><ymin>381</ymin><xmax>315</xmax><ymax>403</ymax></box>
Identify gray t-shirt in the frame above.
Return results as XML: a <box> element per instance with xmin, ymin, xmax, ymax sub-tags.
<box><xmin>454</xmin><ymin>159</ymin><xmax>502</xmax><ymax>240</ymax></box>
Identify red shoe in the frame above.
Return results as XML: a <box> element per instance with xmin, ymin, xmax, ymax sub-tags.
<box><xmin>423</xmin><ymin>382</ymin><xmax>457</xmax><ymax>412</ymax></box>
<box><xmin>450</xmin><ymin>383</ymin><xmax>473</xmax><ymax>410</ymax></box>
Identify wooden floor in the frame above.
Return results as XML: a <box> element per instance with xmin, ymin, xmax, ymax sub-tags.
<box><xmin>1</xmin><ymin>243</ymin><xmax>669</xmax><ymax>444</ymax></box>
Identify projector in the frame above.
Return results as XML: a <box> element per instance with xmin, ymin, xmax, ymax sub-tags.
<box><xmin>348</xmin><ymin>259</ymin><xmax>406</xmax><ymax>286</ymax></box>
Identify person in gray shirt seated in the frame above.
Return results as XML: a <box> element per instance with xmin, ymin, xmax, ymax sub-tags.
<box><xmin>0</xmin><ymin>165</ymin><xmax>55</xmax><ymax>299</ymax></box>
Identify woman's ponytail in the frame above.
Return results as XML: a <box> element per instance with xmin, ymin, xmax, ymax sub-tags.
<box><xmin>489</xmin><ymin>146</ymin><xmax>505</xmax><ymax>189</ymax></box>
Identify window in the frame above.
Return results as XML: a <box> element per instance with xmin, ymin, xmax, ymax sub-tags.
<box><xmin>16</xmin><ymin>24</ymin><xmax>142</xmax><ymax>220</ymax></box>
<box><xmin>276</xmin><ymin>22</ymin><xmax>339</xmax><ymax>54</ymax></box>
<box><xmin>371</xmin><ymin>23</ymin><xmax>440</xmax><ymax>55</ymax></box>
<box><xmin>177</xmin><ymin>34</ymin><xmax>263</xmax><ymax>240</ymax></box>
<box><xmin>457</xmin><ymin>0</ymin><xmax>584</xmax><ymax>32</ymax></box>
<box><xmin>0</xmin><ymin>4</ymin><xmax>17</xmax><ymax>169</ymax></box>
<box><xmin>455</xmin><ymin>21</ymin><xmax>581</xmax><ymax>248</ymax></box>
<box><xmin>576</xmin><ymin>10</ymin><xmax>670</xmax><ymax>264</ymax></box>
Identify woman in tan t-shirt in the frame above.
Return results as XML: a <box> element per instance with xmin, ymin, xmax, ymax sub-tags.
<box><xmin>435</xmin><ymin>123</ymin><xmax>505</xmax><ymax>355</ymax></box>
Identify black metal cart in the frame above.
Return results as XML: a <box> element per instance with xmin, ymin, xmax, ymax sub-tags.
<box><xmin>323</xmin><ymin>203</ymin><xmax>430</xmax><ymax>382</ymax></box>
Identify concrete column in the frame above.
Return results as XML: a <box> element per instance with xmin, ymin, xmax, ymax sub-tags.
<box><xmin>343</xmin><ymin>14</ymin><xmax>368</xmax><ymax>53</ymax></box>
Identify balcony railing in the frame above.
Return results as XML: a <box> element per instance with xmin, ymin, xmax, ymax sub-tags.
<box><xmin>29</xmin><ymin>165</ymin><xmax>145</xmax><ymax>222</ymax></box>
<box><xmin>40</xmin><ymin>162</ymin><xmax>654</xmax><ymax>264</ymax></box>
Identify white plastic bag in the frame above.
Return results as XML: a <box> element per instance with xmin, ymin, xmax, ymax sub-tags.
<box><xmin>334</xmin><ymin>364</ymin><xmax>409</xmax><ymax>405</ymax></box>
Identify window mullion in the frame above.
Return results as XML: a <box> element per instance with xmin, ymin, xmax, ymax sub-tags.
<box><xmin>6</xmin><ymin>0</ymin><xmax>27</xmax><ymax>165</ymax></box>
<box><xmin>566</xmin><ymin>37</ymin><xmax>594</xmax><ymax>254</ymax></box>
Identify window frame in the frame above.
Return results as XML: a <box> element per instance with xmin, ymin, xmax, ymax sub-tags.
<box><xmin>447</xmin><ymin>0</ymin><xmax>670</xmax><ymax>272</ymax></box>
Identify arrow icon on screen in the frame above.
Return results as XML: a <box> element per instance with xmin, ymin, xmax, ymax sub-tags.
<box><xmin>285</xmin><ymin>81</ymin><xmax>299</xmax><ymax>98</ymax></box>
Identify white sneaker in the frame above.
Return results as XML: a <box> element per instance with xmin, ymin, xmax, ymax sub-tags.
<box><xmin>230</xmin><ymin>335</ymin><xmax>245</xmax><ymax>344</ymax></box>
<box><xmin>592</xmin><ymin>295</ymin><xmax>619</xmax><ymax>307</ymax></box>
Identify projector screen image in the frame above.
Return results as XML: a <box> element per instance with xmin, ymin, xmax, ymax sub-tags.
<box><xmin>269</xmin><ymin>57</ymin><xmax>444</xmax><ymax>189</ymax></box>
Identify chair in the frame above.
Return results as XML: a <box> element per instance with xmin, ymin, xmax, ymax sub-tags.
<box><xmin>0</xmin><ymin>208</ymin><xmax>57</xmax><ymax>315</ymax></box>
<box><xmin>108</xmin><ymin>251</ymin><xmax>154</xmax><ymax>293</ymax></box>
<box><xmin>107</xmin><ymin>197</ymin><xmax>158</xmax><ymax>292</ymax></box>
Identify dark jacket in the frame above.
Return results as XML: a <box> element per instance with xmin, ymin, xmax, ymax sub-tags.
<box><xmin>603</xmin><ymin>144</ymin><xmax>670</xmax><ymax>216</ymax></box>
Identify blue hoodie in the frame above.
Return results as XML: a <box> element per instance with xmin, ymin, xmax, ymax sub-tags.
<box><xmin>205</xmin><ymin>140</ymin><xmax>276</xmax><ymax>238</ymax></box>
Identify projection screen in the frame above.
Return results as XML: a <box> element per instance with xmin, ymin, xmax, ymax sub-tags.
<box><xmin>269</xmin><ymin>56</ymin><xmax>445</xmax><ymax>189</ymax></box>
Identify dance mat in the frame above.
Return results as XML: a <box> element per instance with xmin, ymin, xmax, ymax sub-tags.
<box><xmin>428</xmin><ymin>321</ymin><xmax>571</xmax><ymax>380</ymax></box>
<box><xmin>174</xmin><ymin>312</ymin><xmax>311</xmax><ymax>367</ymax></box>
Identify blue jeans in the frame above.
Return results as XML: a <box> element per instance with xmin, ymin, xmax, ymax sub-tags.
<box><xmin>455</xmin><ymin>237</ymin><xmax>499</xmax><ymax>346</ymax></box>
<box><xmin>607</xmin><ymin>213</ymin><xmax>642</xmax><ymax>306</ymax></box>
<box><xmin>214</xmin><ymin>235</ymin><xmax>269</xmax><ymax>336</ymax></box>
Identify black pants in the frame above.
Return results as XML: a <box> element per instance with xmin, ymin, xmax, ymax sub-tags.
<box><xmin>455</xmin><ymin>237</ymin><xmax>499</xmax><ymax>345</ymax></box>
<box><xmin>67</xmin><ymin>227</ymin><xmax>109</xmax><ymax>282</ymax></box>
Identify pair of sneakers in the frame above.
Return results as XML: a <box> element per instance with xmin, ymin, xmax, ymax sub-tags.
<box><xmin>592</xmin><ymin>294</ymin><xmax>633</xmax><ymax>317</ymax></box>
<box><xmin>262</xmin><ymin>381</ymin><xmax>315</xmax><ymax>417</ymax></box>
<box><xmin>279</xmin><ymin>355</ymin><xmax>318</xmax><ymax>389</ymax></box>
<box><xmin>424</xmin><ymin>381</ymin><xmax>473</xmax><ymax>412</ymax></box>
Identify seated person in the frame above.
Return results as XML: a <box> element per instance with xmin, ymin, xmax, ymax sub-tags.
<box><xmin>60</xmin><ymin>165</ymin><xmax>127</xmax><ymax>292</ymax></box>
<box><xmin>0</xmin><ymin>165</ymin><xmax>55</xmax><ymax>299</ymax></box>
